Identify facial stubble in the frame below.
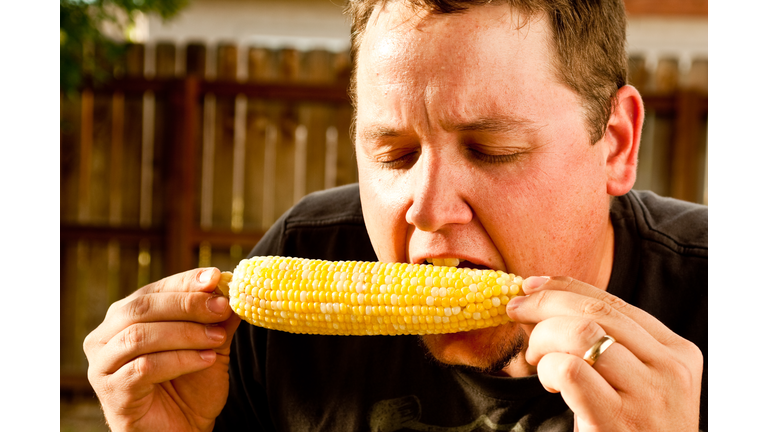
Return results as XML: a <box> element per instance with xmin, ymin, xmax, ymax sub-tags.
<box><xmin>418</xmin><ymin>324</ymin><xmax>527</xmax><ymax>375</ymax></box>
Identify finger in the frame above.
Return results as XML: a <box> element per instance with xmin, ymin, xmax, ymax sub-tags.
<box><xmin>212</xmin><ymin>310</ymin><xmax>242</xmax><ymax>356</ymax></box>
<box><xmin>523</xmin><ymin>276</ymin><xmax>686</xmax><ymax>348</ymax></box>
<box><xmin>89</xmin><ymin>291</ymin><xmax>232</xmax><ymax>349</ymax></box>
<box><xmin>105</xmin><ymin>349</ymin><xmax>219</xmax><ymax>400</ymax></box>
<box><xmin>101</xmin><ymin>268</ymin><xmax>223</xmax><ymax>325</ymax></box>
<box><xmin>97</xmin><ymin>321</ymin><xmax>229</xmax><ymax>374</ymax></box>
<box><xmin>527</xmin><ymin>317</ymin><xmax>645</xmax><ymax>392</ymax></box>
<box><xmin>507</xmin><ymin>287</ymin><xmax>661</xmax><ymax>363</ymax></box>
<box><xmin>537</xmin><ymin>352</ymin><xmax>621</xmax><ymax>428</ymax></box>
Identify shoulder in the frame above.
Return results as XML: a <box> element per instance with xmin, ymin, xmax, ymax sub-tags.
<box><xmin>611</xmin><ymin>190</ymin><xmax>707</xmax><ymax>257</ymax></box>
<box><xmin>249</xmin><ymin>184</ymin><xmax>376</xmax><ymax>261</ymax></box>
<box><xmin>283</xmin><ymin>183</ymin><xmax>365</xmax><ymax>228</ymax></box>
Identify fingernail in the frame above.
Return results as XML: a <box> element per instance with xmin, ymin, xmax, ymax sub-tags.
<box><xmin>199</xmin><ymin>350</ymin><xmax>216</xmax><ymax>362</ymax></box>
<box><xmin>207</xmin><ymin>296</ymin><xmax>229</xmax><ymax>314</ymax></box>
<box><xmin>523</xmin><ymin>276</ymin><xmax>550</xmax><ymax>292</ymax></box>
<box><xmin>507</xmin><ymin>295</ymin><xmax>526</xmax><ymax>311</ymax></box>
<box><xmin>199</xmin><ymin>268</ymin><xmax>215</xmax><ymax>284</ymax></box>
<box><xmin>205</xmin><ymin>325</ymin><xmax>226</xmax><ymax>341</ymax></box>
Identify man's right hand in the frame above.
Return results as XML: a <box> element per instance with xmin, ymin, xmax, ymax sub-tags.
<box><xmin>83</xmin><ymin>268</ymin><xmax>241</xmax><ymax>432</ymax></box>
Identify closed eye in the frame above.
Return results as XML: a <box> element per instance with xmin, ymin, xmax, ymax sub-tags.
<box><xmin>466</xmin><ymin>147</ymin><xmax>521</xmax><ymax>165</ymax></box>
<box><xmin>376</xmin><ymin>149</ymin><xmax>420</xmax><ymax>170</ymax></box>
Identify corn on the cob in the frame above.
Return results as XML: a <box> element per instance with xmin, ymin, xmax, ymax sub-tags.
<box><xmin>222</xmin><ymin>256</ymin><xmax>524</xmax><ymax>336</ymax></box>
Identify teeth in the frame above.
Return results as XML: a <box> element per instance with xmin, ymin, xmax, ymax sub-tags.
<box><xmin>425</xmin><ymin>258</ymin><xmax>463</xmax><ymax>267</ymax></box>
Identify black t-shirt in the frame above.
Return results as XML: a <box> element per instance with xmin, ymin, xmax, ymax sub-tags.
<box><xmin>214</xmin><ymin>184</ymin><xmax>707</xmax><ymax>431</ymax></box>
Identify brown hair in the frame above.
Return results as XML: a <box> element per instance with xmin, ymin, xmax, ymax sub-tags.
<box><xmin>343</xmin><ymin>0</ymin><xmax>628</xmax><ymax>144</ymax></box>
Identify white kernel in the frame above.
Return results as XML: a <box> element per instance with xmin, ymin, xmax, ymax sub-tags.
<box><xmin>425</xmin><ymin>277</ymin><xmax>433</xmax><ymax>287</ymax></box>
<box><xmin>333</xmin><ymin>303</ymin><xmax>340</xmax><ymax>313</ymax></box>
<box><xmin>492</xmin><ymin>297</ymin><xmax>501</xmax><ymax>307</ymax></box>
<box><xmin>441</xmin><ymin>316</ymin><xmax>450</xmax><ymax>323</ymax></box>
<box><xmin>473</xmin><ymin>312</ymin><xmax>481</xmax><ymax>320</ymax></box>
<box><xmin>438</xmin><ymin>288</ymin><xmax>447</xmax><ymax>297</ymax></box>
<box><xmin>366</xmin><ymin>306</ymin><xmax>372</xmax><ymax>315</ymax></box>
<box><xmin>426</xmin><ymin>296</ymin><xmax>435</xmax><ymax>306</ymax></box>
<box><xmin>431</xmin><ymin>287</ymin><xmax>440</xmax><ymax>297</ymax></box>
<box><xmin>320</xmin><ymin>304</ymin><xmax>327</xmax><ymax>314</ymax></box>
<box><xmin>444</xmin><ymin>307</ymin><xmax>452</xmax><ymax>317</ymax></box>
<box><xmin>452</xmin><ymin>306</ymin><xmax>461</xmax><ymax>315</ymax></box>
<box><xmin>501</xmin><ymin>285</ymin><xmax>509</xmax><ymax>295</ymax></box>
<box><xmin>300</xmin><ymin>291</ymin><xmax>307</xmax><ymax>302</ymax></box>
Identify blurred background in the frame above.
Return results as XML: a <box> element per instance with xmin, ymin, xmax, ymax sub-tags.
<box><xmin>60</xmin><ymin>0</ymin><xmax>707</xmax><ymax>430</ymax></box>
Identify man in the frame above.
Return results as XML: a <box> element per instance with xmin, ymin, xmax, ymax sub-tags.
<box><xmin>84</xmin><ymin>0</ymin><xmax>707</xmax><ymax>431</ymax></box>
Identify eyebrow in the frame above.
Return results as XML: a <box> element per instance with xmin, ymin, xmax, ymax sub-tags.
<box><xmin>359</xmin><ymin>116</ymin><xmax>542</xmax><ymax>141</ymax></box>
<box><xmin>443</xmin><ymin>116</ymin><xmax>541</xmax><ymax>135</ymax></box>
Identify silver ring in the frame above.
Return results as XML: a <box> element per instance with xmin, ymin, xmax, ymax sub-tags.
<box><xmin>583</xmin><ymin>335</ymin><xmax>615</xmax><ymax>366</ymax></box>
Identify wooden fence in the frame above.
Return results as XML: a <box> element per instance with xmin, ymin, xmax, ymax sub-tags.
<box><xmin>60</xmin><ymin>42</ymin><xmax>707</xmax><ymax>399</ymax></box>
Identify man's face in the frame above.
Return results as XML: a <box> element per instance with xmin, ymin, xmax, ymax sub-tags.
<box><xmin>354</xmin><ymin>3</ymin><xmax>615</xmax><ymax>372</ymax></box>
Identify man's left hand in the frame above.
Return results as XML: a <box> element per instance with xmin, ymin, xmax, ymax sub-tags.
<box><xmin>506</xmin><ymin>276</ymin><xmax>702</xmax><ymax>432</ymax></box>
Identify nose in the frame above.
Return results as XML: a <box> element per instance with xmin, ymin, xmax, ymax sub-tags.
<box><xmin>404</xmin><ymin>153</ymin><xmax>473</xmax><ymax>232</ymax></box>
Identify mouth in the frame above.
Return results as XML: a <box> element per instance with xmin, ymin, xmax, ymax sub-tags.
<box><xmin>424</xmin><ymin>257</ymin><xmax>491</xmax><ymax>271</ymax></box>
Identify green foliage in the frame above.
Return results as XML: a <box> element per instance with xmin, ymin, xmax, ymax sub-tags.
<box><xmin>60</xmin><ymin>0</ymin><xmax>189</xmax><ymax>95</ymax></box>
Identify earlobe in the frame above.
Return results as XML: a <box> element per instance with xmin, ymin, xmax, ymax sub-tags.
<box><xmin>603</xmin><ymin>85</ymin><xmax>644</xmax><ymax>196</ymax></box>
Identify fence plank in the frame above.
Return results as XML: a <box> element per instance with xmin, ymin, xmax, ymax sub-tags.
<box><xmin>186</xmin><ymin>43</ymin><xmax>207</xmax><ymax>77</ymax></box>
<box><xmin>654</xmin><ymin>57</ymin><xmax>679</xmax><ymax>95</ymax></box>
<box><xmin>156</xmin><ymin>42</ymin><xmax>176</xmax><ymax>79</ymax></box>
<box><xmin>89</xmin><ymin>91</ymin><xmax>113</xmax><ymax>225</ymax></box>
<box><xmin>61</xmin><ymin>93</ymin><xmax>81</xmax><ymax>224</ymax></box>
<box><xmin>210</xmin><ymin>44</ymin><xmax>237</xmax><ymax>230</ymax></box>
<box><xmin>242</xmin><ymin>48</ymin><xmax>277</xmax><ymax>232</ymax></box>
<box><xmin>685</xmin><ymin>58</ymin><xmax>707</xmax><ymax>93</ymax></box>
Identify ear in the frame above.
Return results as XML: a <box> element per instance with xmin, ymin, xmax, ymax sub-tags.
<box><xmin>602</xmin><ymin>85</ymin><xmax>644</xmax><ymax>196</ymax></box>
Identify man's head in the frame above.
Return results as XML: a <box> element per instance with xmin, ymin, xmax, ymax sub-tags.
<box><xmin>347</xmin><ymin>0</ymin><xmax>643</xmax><ymax>374</ymax></box>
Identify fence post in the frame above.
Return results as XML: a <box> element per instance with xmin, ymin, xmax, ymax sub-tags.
<box><xmin>166</xmin><ymin>76</ymin><xmax>201</xmax><ymax>275</ymax></box>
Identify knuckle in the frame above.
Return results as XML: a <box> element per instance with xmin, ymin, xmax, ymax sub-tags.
<box><xmin>581</xmin><ymin>298</ymin><xmax>612</xmax><ymax>318</ymax></box>
<box><xmin>555</xmin><ymin>356</ymin><xmax>584</xmax><ymax>385</ymax></box>
<box><xmin>126</xmin><ymin>295</ymin><xmax>153</xmax><ymax>322</ymax></box>
<box><xmin>603</xmin><ymin>294</ymin><xmax>630</xmax><ymax>312</ymax></box>
<box><xmin>122</xmin><ymin>324</ymin><xmax>149</xmax><ymax>349</ymax></box>
<box><xmin>132</xmin><ymin>354</ymin><xmax>154</xmax><ymax>377</ymax></box>
<box><xmin>180</xmin><ymin>292</ymin><xmax>196</xmax><ymax>316</ymax></box>
<box><xmin>569</xmin><ymin>318</ymin><xmax>603</xmax><ymax>344</ymax></box>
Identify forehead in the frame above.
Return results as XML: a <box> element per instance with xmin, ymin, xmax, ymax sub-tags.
<box><xmin>354</xmin><ymin>2</ymin><xmax>569</xmax><ymax>131</ymax></box>
<box><xmin>357</xmin><ymin>3</ymin><xmax>555</xmax><ymax>81</ymax></box>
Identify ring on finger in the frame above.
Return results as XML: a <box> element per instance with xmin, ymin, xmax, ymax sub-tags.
<box><xmin>583</xmin><ymin>335</ymin><xmax>615</xmax><ymax>366</ymax></box>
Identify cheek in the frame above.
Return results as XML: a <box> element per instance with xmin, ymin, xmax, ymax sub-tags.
<box><xmin>478</xmin><ymin>146</ymin><xmax>608</xmax><ymax>276</ymax></box>
<box><xmin>358</xmin><ymin>163</ymin><xmax>412</xmax><ymax>263</ymax></box>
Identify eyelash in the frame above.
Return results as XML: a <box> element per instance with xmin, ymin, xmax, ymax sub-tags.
<box><xmin>467</xmin><ymin>148</ymin><xmax>520</xmax><ymax>164</ymax></box>
<box><xmin>376</xmin><ymin>147</ymin><xmax>520</xmax><ymax>169</ymax></box>
<box><xmin>377</xmin><ymin>151</ymin><xmax>419</xmax><ymax>170</ymax></box>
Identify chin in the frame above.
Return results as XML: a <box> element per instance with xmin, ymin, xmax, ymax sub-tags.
<box><xmin>419</xmin><ymin>322</ymin><xmax>526</xmax><ymax>374</ymax></box>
